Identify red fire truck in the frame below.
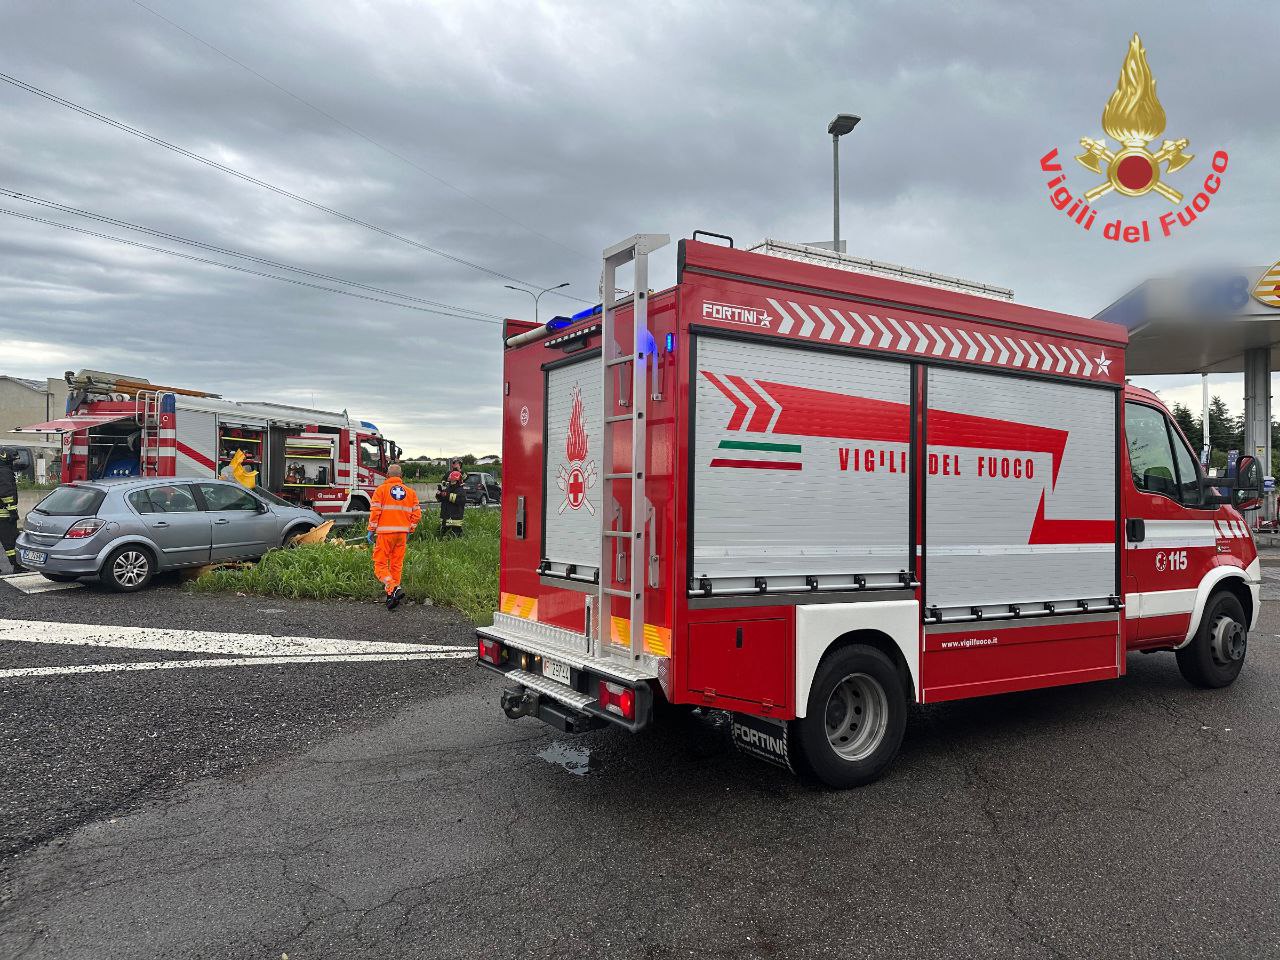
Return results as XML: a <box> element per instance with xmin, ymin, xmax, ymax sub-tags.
<box><xmin>477</xmin><ymin>235</ymin><xmax>1263</xmax><ymax>788</ymax></box>
<box><xmin>19</xmin><ymin>370</ymin><xmax>400</xmax><ymax>515</ymax></box>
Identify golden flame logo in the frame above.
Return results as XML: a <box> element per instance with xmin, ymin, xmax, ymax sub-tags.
<box><xmin>1102</xmin><ymin>34</ymin><xmax>1166</xmax><ymax>146</ymax></box>
<box><xmin>1076</xmin><ymin>34</ymin><xmax>1192</xmax><ymax>203</ymax></box>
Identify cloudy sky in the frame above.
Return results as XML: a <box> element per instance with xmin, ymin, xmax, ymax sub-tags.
<box><xmin>2</xmin><ymin>0</ymin><xmax>1277</xmax><ymax>455</ymax></box>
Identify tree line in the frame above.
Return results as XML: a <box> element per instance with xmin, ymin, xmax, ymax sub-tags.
<box><xmin>1168</xmin><ymin>397</ymin><xmax>1280</xmax><ymax>475</ymax></box>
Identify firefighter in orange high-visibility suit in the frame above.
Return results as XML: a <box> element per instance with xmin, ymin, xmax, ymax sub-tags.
<box><xmin>367</xmin><ymin>464</ymin><xmax>421</xmax><ymax>610</ymax></box>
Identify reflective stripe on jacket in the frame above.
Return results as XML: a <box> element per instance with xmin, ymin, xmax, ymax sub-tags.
<box><xmin>369</xmin><ymin>478</ymin><xmax>421</xmax><ymax>534</ymax></box>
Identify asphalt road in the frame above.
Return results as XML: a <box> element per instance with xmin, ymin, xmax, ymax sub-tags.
<box><xmin>2</xmin><ymin>575</ymin><xmax>1279</xmax><ymax>959</ymax></box>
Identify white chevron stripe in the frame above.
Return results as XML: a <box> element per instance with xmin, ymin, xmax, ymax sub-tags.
<box><xmin>1020</xmin><ymin>339</ymin><xmax>1038</xmax><ymax>370</ymax></box>
<box><xmin>848</xmin><ymin>312</ymin><xmax>874</xmax><ymax>346</ymax></box>
<box><xmin>832</xmin><ymin>310</ymin><xmax>855</xmax><ymax>344</ymax></box>
<box><xmin>957</xmin><ymin>328</ymin><xmax>979</xmax><ymax>361</ymax></box>
<box><xmin>905</xmin><ymin>320</ymin><xmax>929</xmax><ymax>353</ymax></box>
<box><xmin>1065</xmin><ymin>347</ymin><xmax>1080</xmax><ymax>375</ymax></box>
<box><xmin>1006</xmin><ymin>337</ymin><xmax>1024</xmax><ymax>367</ymax></box>
<box><xmin>751</xmin><ymin>379</ymin><xmax>784</xmax><ymax>434</ymax></box>
<box><xmin>973</xmin><ymin>331</ymin><xmax>995</xmax><ymax>363</ymax></box>
<box><xmin>942</xmin><ymin>327</ymin><xmax>963</xmax><ymax>358</ymax></box>
<box><xmin>924</xmin><ymin>324</ymin><xmax>946</xmax><ymax>356</ymax></box>
<box><xmin>766</xmin><ymin>298</ymin><xmax>795</xmax><ymax>335</ymax></box>
<box><xmin>1047</xmin><ymin>343</ymin><xmax>1067</xmax><ymax>373</ymax></box>
<box><xmin>868</xmin><ymin>314</ymin><xmax>891</xmax><ymax>348</ymax></box>
<box><xmin>719</xmin><ymin>375</ymin><xmax>758</xmax><ymax>430</ymax></box>
<box><xmin>1078</xmin><ymin>349</ymin><xmax>1093</xmax><ymax>376</ymax></box>
<box><xmin>789</xmin><ymin>301</ymin><xmax>816</xmax><ymax>337</ymax></box>
<box><xmin>1034</xmin><ymin>342</ymin><xmax>1054</xmax><ymax>369</ymax></box>
<box><xmin>886</xmin><ymin>316</ymin><xmax>910</xmax><ymax>351</ymax></box>
<box><xmin>808</xmin><ymin>304</ymin><xmax>836</xmax><ymax>341</ymax></box>
<box><xmin>993</xmin><ymin>335</ymin><xmax>1009</xmax><ymax>365</ymax></box>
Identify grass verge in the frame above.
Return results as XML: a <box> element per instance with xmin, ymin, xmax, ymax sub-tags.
<box><xmin>190</xmin><ymin>507</ymin><xmax>500</xmax><ymax>624</ymax></box>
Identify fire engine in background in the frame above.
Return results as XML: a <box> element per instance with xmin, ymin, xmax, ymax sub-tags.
<box><xmin>477</xmin><ymin>234</ymin><xmax>1264</xmax><ymax>788</ymax></box>
<box><xmin>18</xmin><ymin>370</ymin><xmax>401</xmax><ymax>516</ymax></box>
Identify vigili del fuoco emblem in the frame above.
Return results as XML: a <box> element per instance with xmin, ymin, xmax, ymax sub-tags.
<box><xmin>1076</xmin><ymin>33</ymin><xmax>1192</xmax><ymax>203</ymax></box>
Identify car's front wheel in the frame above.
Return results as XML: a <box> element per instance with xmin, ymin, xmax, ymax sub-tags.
<box><xmin>479</xmin><ymin>494</ymin><xmax>489</xmax><ymax>507</ymax></box>
<box><xmin>100</xmin><ymin>545</ymin><xmax>154</xmax><ymax>592</ymax></box>
<box><xmin>792</xmin><ymin>645</ymin><xmax>907</xmax><ymax>789</ymax></box>
<box><xmin>284</xmin><ymin>523</ymin><xmax>316</xmax><ymax>547</ymax></box>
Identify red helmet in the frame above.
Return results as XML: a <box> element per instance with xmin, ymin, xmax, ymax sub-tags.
<box><xmin>448</xmin><ymin>470</ymin><xmax>463</xmax><ymax>483</ymax></box>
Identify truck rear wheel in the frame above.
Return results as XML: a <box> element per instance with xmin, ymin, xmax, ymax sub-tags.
<box><xmin>793</xmin><ymin>645</ymin><xmax>906</xmax><ymax>789</ymax></box>
<box><xmin>1177</xmin><ymin>591</ymin><xmax>1247</xmax><ymax>689</ymax></box>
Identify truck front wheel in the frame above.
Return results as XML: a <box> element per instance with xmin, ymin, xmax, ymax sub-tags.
<box><xmin>1177</xmin><ymin>591</ymin><xmax>1247</xmax><ymax>689</ymax></box>
<box><xmin>793</xmin><ymin>645</ymin><xmax>907</xmax><ymax>789</ymax></box>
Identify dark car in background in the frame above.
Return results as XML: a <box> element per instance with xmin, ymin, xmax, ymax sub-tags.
<box><xmin>462</xmin><ymin>472</ymin><xmax>501</xmax><ymax>506</ymax></box>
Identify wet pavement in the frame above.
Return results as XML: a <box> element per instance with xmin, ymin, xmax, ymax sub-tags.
<box><xmin>1</xmin><ymin>576</ymin><xmax>1279</xmax><ymax>959</ymax></box>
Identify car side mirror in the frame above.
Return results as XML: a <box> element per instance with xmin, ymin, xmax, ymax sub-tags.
<box><xmin>256</xmin><ymin>499</ymin><xmax>270</xmax><ymax>514</ymax></box>
<box><xmin>1234</xmin><ymin>455</ymin><xmax>1263</xmax><ymax>511</ymax></box>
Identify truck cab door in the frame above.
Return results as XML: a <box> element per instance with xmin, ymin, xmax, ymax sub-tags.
<box><xmin>1122</xmin><ymin>402</ymin><xmax>1215</xmax><ymax>646</ymax></box>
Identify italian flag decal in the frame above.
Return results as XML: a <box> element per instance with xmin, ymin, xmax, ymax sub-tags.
<box><xmin>711</xmin><ymin>438</ymin><xmax>803</xmax><ymax>471</ymax></box>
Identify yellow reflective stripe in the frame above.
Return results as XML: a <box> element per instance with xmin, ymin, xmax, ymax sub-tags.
<box><xmin>609</xmin><ymin>617</ymin><xmax>671</xmax><ymax>657</ymax></box>
<box><xmin>499</xmin><ymin>592</ymin><xmax>539</xmax><ymax>619</ymax></box>
<box><xmin>376</xmin><ymin>525</ymin><xmax>411</xmax><ymax>533</ymax></box>
<box><xmin>377</xmin><ymin>504</ymin><xmax>416</xmax><ymax>512</ymax></box>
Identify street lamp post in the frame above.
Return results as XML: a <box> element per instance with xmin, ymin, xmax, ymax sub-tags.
<box><xmin>505</xmin><ymin>282</ymin><xmax>570</xmax><ymax>326</ymax></box>
<box><xmin>827</xmin><ymin>113</ymin><xmax>861</xmax><ymax>251</ymax></box>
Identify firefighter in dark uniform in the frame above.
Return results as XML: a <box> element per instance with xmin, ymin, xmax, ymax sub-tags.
<box><xmin>0</xmin><ymin>449</ymin><xmax>22</xmax><ymax>573</ymax></box>
<box><xmin>436</xmin><ymin>465</ymin><xmax>466</xmax><ymax>538</ymax></box>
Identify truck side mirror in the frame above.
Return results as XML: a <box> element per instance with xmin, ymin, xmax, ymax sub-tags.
<box><xmin>1233</xmin><ymin>455</ymin><xmax>1263</xmax><ymax>511</ymax></box>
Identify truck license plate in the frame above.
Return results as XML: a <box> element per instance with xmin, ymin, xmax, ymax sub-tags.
<box><xmin>542</xmin><ymin>657</ymin><xmax>572</xmax><ymax>686</ymax></box>
<box><xmin>18</xmin><ymin>549</ymin><xmax>46</xmax><ymax>566</ymax></box>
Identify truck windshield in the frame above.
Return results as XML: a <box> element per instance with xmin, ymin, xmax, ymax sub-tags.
<box><xmin>33</xmin><ymin>485</ymin><xmax>106</xmax><ymax>517</ymax></box>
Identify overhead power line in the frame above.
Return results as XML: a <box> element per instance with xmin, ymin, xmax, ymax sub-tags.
<box><xmin>0</xmin><ymin>188</ymin><xmax>501</xmax><ymax>320</ymax></box>
<box><xmin>0</xmin><ymin>71</ymin><xmax>592</xmax><ymax>304</ymax></box>
<box><xmin>0</xmin><ymin>206</ymin><xmax>501</xmax><ymax>325</ymax></box>
<box><xmin>131</xmin><ymin>0</ymin><xmax>586</xmax><ymax>259</ymax></box>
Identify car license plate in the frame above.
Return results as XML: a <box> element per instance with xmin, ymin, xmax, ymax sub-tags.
<box><xmin>18</xmin><ymin>549</ymin><xmax>47</xmax><ymax>566</ymax></box>
<box><xmin>542</xmin><ymin>657</ymin><xmax>572</xmax><ymax>686</ymax></box>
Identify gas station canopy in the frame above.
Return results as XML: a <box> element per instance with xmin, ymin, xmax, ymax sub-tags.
<box><xmin>1095</xmin><ymin>261</ymin><xmax>1280</xmax><ymax>481</ymax></box>
<box><xmin>1096</xmin><ymin>263</ymin><xmax>1280</xmax><ymax>375</ymax></box>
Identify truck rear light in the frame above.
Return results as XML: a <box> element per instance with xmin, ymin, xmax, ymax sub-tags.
<box><xmin>477</xmin><ymin>637</ymin><xmax>503</xmax><ymax>665</ymax></box>
<box><xmin>597</xmin><ymin>681</ymin><xmax>635</xmax><ymax>721</ymax></box>
<box><xmin>63</xmin><ymin>519</ymin><xmax>105</xmax><ymax>539</ymax></box>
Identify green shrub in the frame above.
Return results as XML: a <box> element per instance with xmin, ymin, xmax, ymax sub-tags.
<box><xmin>191</xmin><ymin>507</ymin><xmax>501</xmax><ymax>624</ymax></box>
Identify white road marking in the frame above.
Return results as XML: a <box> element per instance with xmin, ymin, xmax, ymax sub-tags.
<box><xmin>3</xmin><ymin>573</ymin><xmax>83</xmax><ymax>594</ymax></box>
<box><xmin>0</xmin><ymin>618</ymin><xmax>475</xmax><ymax>678</ymax></box>
<box><xmin>0</xmin><ymin>651</ymin><xmax>473</xmax><ymax>680</ymax></box>
<box><xmin>0</xmin><ymin>618</ymin><xmax>471</xmax><ymax>657</ymax></box>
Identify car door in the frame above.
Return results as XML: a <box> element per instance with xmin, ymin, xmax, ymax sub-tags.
<box><xmin>128</xmin><ymin>483</ymin><xmax>211</xmax><ymax>567</ymax></box>
<box><xmin>1122</xmin><ymin>401</ymin><xmax>1217</xmax><ymax>646</ymax></box>
<box><xmin>196</xmin><ymin>482</ymin><xmax>278</xmax><ymax>560</ymax></box>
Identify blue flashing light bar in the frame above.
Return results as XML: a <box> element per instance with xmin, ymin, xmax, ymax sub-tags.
<box><xmin>665</xmin><ymin>332</ymin><xmax>675</xmax><ymax>352</ymax></box>
<box><xmin>570</xmin><ymin>304</ymin><xmax>603</xmax><ymax>321</ymax></box>
<box><xmin>546</xmin><ymin>316</ymin><xmax>574</xmax><ymax>331</ymax></box>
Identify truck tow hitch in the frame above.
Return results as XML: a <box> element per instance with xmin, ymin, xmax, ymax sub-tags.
<box><xmin>501</xmin><ymin>686</ymin><xmax>536</xmax><ymax>720</ymax></box>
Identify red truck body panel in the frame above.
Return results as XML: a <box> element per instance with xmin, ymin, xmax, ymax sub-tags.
<box><xmin>492</xmin><ymin>238</ymin><xmax>1259</xmax><ymax>729</ymax></box>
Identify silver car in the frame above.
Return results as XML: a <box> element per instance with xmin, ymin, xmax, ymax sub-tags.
<box><xmin>16</xmin><ymin>477</ymin><xmax>323</xmax><ymax>591</ymax></box>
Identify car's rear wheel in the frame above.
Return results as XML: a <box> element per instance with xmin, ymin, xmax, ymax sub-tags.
<box><xmin>1177</xmin><ymin>591</ymin><xmax>1247</xmax><ymax>688</ymax></box>
<box><xmin>100</xmin><ymin>545</ymin><xmax>154</xmax><ymax>592</ymax></box>
<box><xmin>41</xmin><ymin>573</ymin><xmax>80</xmax><ymax>583</ymax></box>
<box><xmin>792</xmin><ymin>645</ymin><xmax>907</xmax><ymax>789</ymax></box>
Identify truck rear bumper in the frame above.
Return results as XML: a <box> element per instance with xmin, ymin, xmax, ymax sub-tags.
<box><xmin>476</xmin><ymin>613</ymin><xmax>657</xmax><ymax>732</ymax></box>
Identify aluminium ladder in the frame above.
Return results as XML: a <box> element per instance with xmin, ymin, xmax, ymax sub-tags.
<box><xmin>595</xmin><ymin>234</ymin><xmax>669</xmax><ymax>662</ymax></box>
<box><xmin>136</xmin><ymin>390</ymin><xmax>163</xmax><ymax>477</ymax></box>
